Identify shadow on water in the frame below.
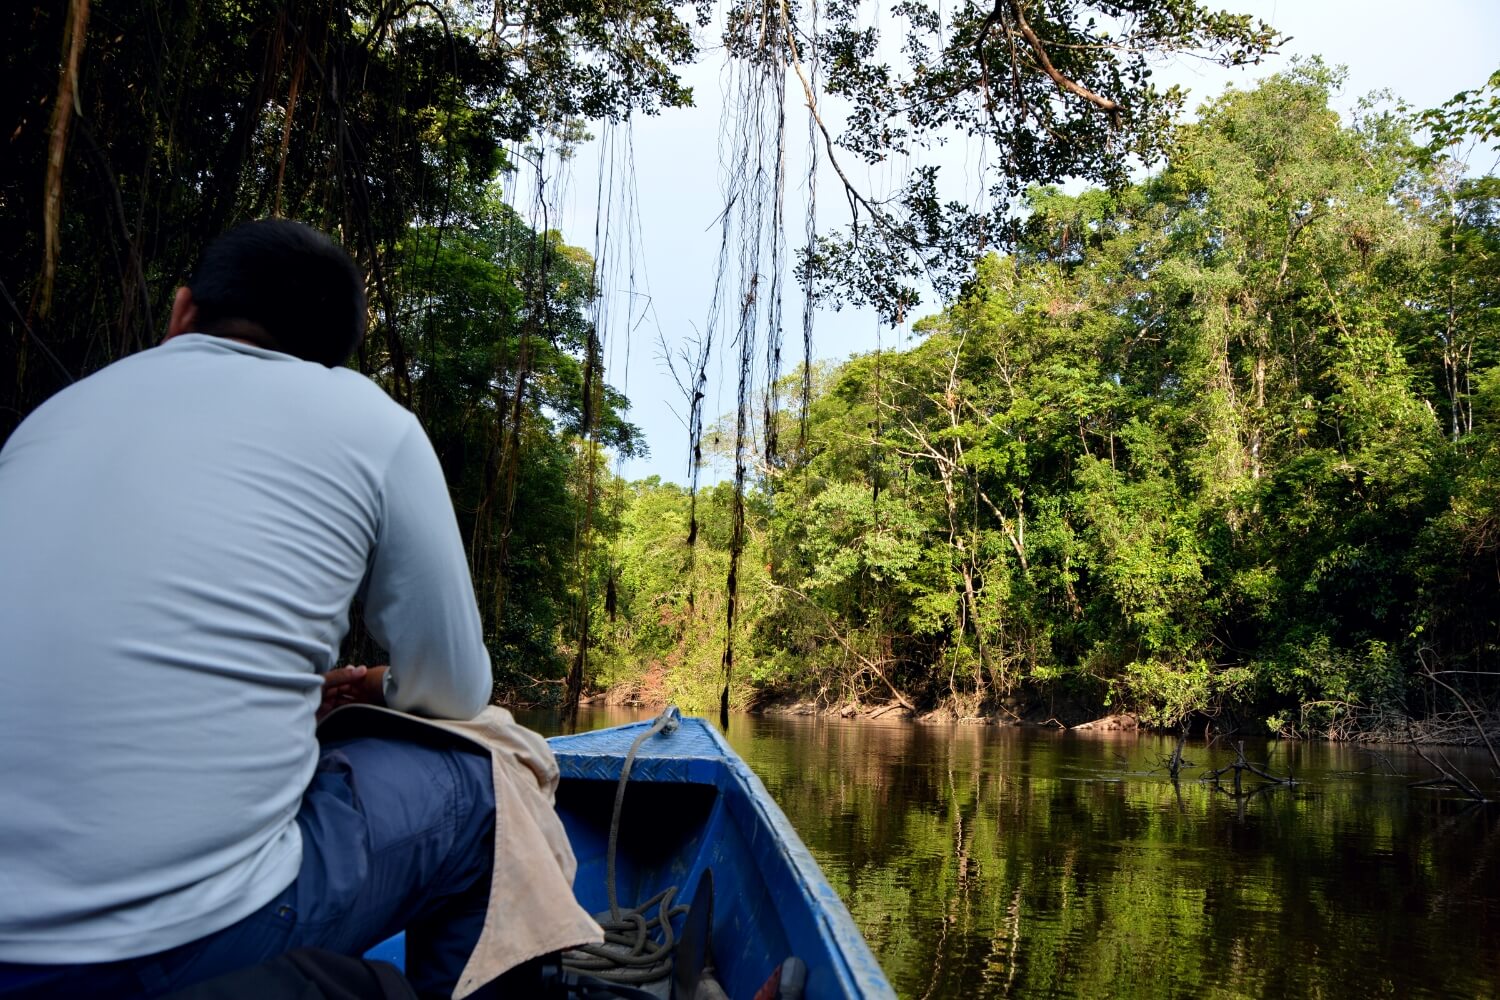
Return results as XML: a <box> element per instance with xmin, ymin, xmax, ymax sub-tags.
<box><xmin>517</xmin><ymin>707</ymin><xmax>1500</xmax><ymax>999</ymax></box>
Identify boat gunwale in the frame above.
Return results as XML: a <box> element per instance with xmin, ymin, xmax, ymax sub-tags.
<box><xmin>549</xmin><ymin>716</ymin><xmax>896</xmax><ymax>999</ymax></box>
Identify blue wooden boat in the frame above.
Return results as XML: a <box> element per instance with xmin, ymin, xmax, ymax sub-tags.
<box><xmin>366</xmin><ymin>709</ymin><xmax>894</xmax><ymax>999</ymax></box>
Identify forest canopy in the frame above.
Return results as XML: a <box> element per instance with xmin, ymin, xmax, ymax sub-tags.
<box><xmin>4</xmin><ymin>1</ymin><xmax>1497</xmax><ymax>735</ymax></box>
<box><xmin>593</xmin><ymin>62</ymin><xmax>1500</xmax><ymax>738</ymax></box>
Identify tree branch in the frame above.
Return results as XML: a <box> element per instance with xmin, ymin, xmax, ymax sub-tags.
<box><xmin>1006</xmin><ymin>0</ymin><xmax>1124</xmax><ymax>127</ymax></box>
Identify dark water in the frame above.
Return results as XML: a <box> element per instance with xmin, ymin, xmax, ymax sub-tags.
<box><xmin>519</xmin><ymin>707</ymin><xmax>1500</xmax><ymax>999</ymax></box>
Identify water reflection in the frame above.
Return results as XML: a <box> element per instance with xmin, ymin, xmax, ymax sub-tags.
<box><xmin>519</xmin><ymin>708</ymin><xmax>1500</xmax><ymax>999</ymax></box>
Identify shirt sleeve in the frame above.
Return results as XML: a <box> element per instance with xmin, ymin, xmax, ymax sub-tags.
<box><xmin>361</xmin><ymin>419</ymin><xmax>492</xmax><ymax>719</ymax></box>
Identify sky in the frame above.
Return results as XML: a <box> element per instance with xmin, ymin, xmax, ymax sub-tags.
<box><xmin>529</xmin><ymin>1</ymin><xmax>1500</xmax><ymax>486</ymax></box>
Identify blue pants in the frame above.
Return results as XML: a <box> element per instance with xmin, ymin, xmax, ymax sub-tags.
<box><xmin>0</xmin><ymin>736</ymin><xmax>497</xmax><ymax>999</ymax></box>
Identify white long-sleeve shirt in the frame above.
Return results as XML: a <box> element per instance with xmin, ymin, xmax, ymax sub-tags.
<box><xmin>0</xmin><ymin>334</ymin><xmax>491</xmax><ymax>963</ymax></box>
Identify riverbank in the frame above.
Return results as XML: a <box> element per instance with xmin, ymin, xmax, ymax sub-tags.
<box><xmin>585</xmin><ymin>685</ymin><xmax>1179</xmax><ymax>733</ymax></box>
<box><xmin>579</xmin><ymin>684</ymin><xmax>1500</xmax><ymax>747</ymax></box>
<box><xmin>761</xmin><ymin>698</ymin><xmax>1151</xmax><ymax>733</ymax></box>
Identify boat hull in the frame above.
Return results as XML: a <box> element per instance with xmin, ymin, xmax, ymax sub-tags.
<box><xmin>368</xmin><ymin>713</ymin><xmax>894</xmax><ymax>999</ymax></box>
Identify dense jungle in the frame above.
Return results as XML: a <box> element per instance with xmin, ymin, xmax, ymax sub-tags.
<box><xmin>5</xmin><ymin>0</ymin><xmax>1499</xmax><ymax>741</ymax></box>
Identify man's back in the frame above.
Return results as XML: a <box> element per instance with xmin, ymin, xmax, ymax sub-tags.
<box><xmin>0</xmin><ymin>334</ymin><xmax>489</xmax><ymax>963</ymax></box>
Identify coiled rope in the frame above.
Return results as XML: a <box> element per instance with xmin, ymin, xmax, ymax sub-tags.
<box><xmin>561</xmin><ymin>707</ymin><xmax>690</xmax><ymax>989</ymax></box>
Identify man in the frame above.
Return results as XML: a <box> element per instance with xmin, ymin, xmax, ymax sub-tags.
<box><xmin>0</xmin><ymin>220</ymin><xmax>542</xmax><ymax>997</ymax></box>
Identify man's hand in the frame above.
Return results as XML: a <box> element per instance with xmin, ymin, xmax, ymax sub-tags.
<box><xmin>318</xmin><ymin>664</ymin><xmax>388</xmax><ymax>721</ymax></box>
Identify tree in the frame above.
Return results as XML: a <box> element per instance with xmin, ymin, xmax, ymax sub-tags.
<box><xmin>3</xmin><ymin>0</ymin><xmax>710</xmax><ymax>698</ymax></box>
<box><xmin>2</xmin><ymin>0</ymin><xmax>711</xmax><ymax>436</ymax></box>
<box><xmin>783</xmin><ymin>0</ymin><xmax>1282</xmax><ymax>319</ymax></box>
<box><xmin>605</xmin><ymin>65</ymin><xmax>1500</xmax><ymax>732</ymax></box>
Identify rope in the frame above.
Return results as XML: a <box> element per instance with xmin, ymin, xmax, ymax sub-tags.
<box><xmin>562</xmin><ymin>707</ymin><xmax>688</xmax><ymax>988</ymax></box>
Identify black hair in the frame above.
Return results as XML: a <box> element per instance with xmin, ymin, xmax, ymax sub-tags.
<box><xmin>188</xmin><ymin>219</ymin><xmax>366</xmax><ymax>367</ymax></box>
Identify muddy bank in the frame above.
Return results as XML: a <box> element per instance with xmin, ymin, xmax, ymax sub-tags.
<box><xmin>755</xmin><ymin>697</ymin><xmax>1146</xmax><ymax>732</ymax></box>
<box><xmin>585</xmin><ymin>684</ymin><xmax>1150</xmax><ymax>732</ymax></box>
<box><xmin>580</xmin><ymin>685</ymin><xmax>1499</xmax><ymax>746</ymax></box>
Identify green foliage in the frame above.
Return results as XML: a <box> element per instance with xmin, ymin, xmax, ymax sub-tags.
<box><xmin>798</xmin><ymin>0</ymin><xmax>1283</xmax><ymax>320</ymax></box>
<box><xmin>599</xmin><ymin>67</ymin><xmax>1500</xmax><ymax>731</ymax></box>
<box><xmin>1420</xmin><ymin>68</ymin><xmax>1500</xmax><ymax>155</ymax></box>
<box><xmin>2</xmin><ymin>0</ymin><xmax>711</xmax><ymax>422</ymax></box>
<box><xmin>11</xmin><ymin>2</ymin><xmax>1500</xmax><ymax>730</ymax></box>
<box><xmin>587</xmin><ymin>478</ymin><xmax>773</xmax><ymax>712</ymax></box>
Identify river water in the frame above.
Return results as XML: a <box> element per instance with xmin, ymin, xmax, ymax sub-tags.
<box><xmin>519</xmin><ymin>707</ymin><xmax>1500</xmax><ymax>999</ymax></box>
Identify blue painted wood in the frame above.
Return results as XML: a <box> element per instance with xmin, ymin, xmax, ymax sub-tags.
<box><xmin>362</xmin><ymin>931</ymin><xmax>406</xmax><ymax>968</ymax></box>
<box><xmin>366</xmin><ymin>714</ymin><xmax>895</xmax><ymax>999</ymax></box>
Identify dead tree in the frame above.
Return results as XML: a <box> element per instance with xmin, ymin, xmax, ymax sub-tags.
<box><xmin>1201</xmin><ymin>741</ymin><xmax>1296</xmax><ymax>798</ymax></box>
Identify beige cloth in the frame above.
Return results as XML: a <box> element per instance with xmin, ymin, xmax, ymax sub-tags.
<box><xmin>317</xmin><ymin>704</ymin><xmax>604</xmax><ymax>999</ymax></box>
